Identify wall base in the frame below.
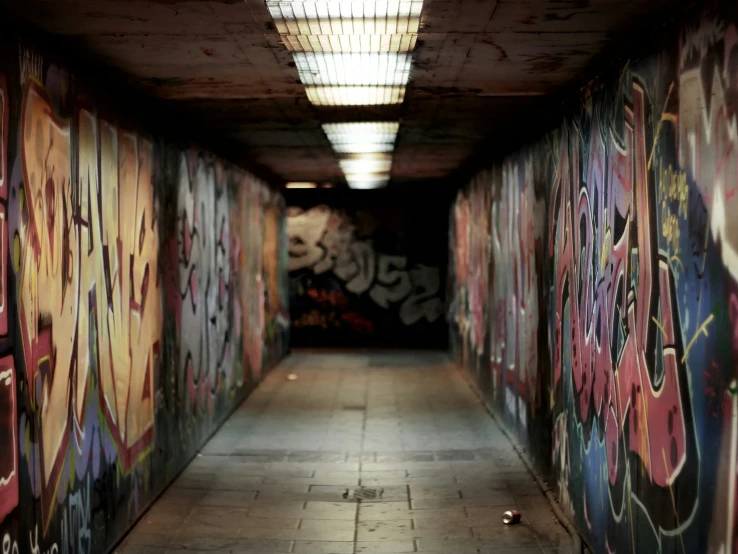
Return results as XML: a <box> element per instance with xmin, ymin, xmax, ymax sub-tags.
<box><xmin>452</xmin><ymin>358</ymin><xmax>592</xmax><ymax>554</ymax></box>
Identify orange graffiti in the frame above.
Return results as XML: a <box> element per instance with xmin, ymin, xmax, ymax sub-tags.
<box><xmin>236</xmin><ymin>176</ymin><xmax>264</xmax><ymax>379</ymax></box>
<box><xmin>263</xmin><ymin>203</ymin><xmax>280</xmax><ymax>324</ymax></box>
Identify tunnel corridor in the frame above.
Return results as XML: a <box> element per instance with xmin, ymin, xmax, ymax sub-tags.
<box><xmin>0</xmin><ymin>0</ymin><xmax>735</xmax><ymax>553</ymax></box>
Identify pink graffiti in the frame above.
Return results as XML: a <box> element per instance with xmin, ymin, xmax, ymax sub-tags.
<box><xmin>0</xmin><ymin>354</ymin><xmax>17</xmax><ymax>523</ymax></box>
<box><xmin>549</xmin><ymin>80</ymin><xmax>695</xmax><ymax>532</ymax></box>
<box><xmin>467</xmin><ymin>179</ymin><xmax>489</xmax><ymax>356</ymax></box>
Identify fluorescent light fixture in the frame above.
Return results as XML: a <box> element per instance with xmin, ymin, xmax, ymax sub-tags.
<box><xmin>345</xmin><ymin>172</ymin><xmax>390</xmax><ymax>181</ymax></box>
<box><xmin>266</xmin><ymin>1</ymin><xmax>420</xmax><ymax>184</ymax></box>
<box><xmin>346</xmin><ymin>177</ymin><xmax>389</xmax><ymax>189</ymax></box>
<box><xmin>305</xmin><ymin>85</ymin><xmax>405</xmax><ymax>105</ymax></box>
<box><xmin>285</xmin><ymin>181</ymin><xmax>318</xmax><ymax>188</ymax></box>
<box><xmin>338</xmin><ymin>153</ymin><xmax>393</xmax><ymax>190</ymax></box>
<box><xmin>339</xmin><ymin>154</ymin><xmax>392</xmax><ymax>176</ymax></box>
<box><xmin>322</xmin><ymin>122</ymin><xmax>399</xmax><ymax>153</ymax></box>
<box><xmin>294</xmin><ymin>52</ymin><xmax>411</xmax><ymax>86</ymax></box>
<box><xmin>282</xmin><ymin>34</ymin><xmax>417</xmax><ymax>53</ymax></box>
<box><xmin>267</xmin><ymin>1</ymin><xmax>423</xmax><ymax>44</ymax></box>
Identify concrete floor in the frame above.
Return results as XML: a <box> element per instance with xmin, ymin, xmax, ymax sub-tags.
<box><xmin>116</xmin><ymin>351</ymin><xmax>572</xmax><ymax>554</ymax></box>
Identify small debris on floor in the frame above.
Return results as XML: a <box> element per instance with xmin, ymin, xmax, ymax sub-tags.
<box><xmin>503</xmin><ymin>510</ymin><xmax>521</xmax><ymax>524</ymax></box>
<box><xmin>286</xmin><ymin>373</ymin><xmax>298</xmax><ymax>380</ymax></box>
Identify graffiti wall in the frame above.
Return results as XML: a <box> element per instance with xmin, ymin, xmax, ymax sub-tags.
<box><xmin>450</xmin><ymin>6</ymin><xmax>738</xmax><ymax>553</ymax></box>
<box><xmin>287</xmin><ymin>189</ymin><xmax>447</xmax><ymax>347</ymax></box>
<box><xmin>262</xmin><ymin>190</ymin><xmax>290</xmax><ymax>368</ymax></box>
<box><xmin>0</xmin><ymin>32</ymin><xmax>288</xmax><ymax>554</ymax></box>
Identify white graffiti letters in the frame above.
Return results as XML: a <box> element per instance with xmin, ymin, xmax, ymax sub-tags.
<box><xmin>2</xmin><ymin>534</ymin><xmax>18</xmax><ymax>554</ymax></box>
<box><xmin>398</xmin><ymin>265</ymin><xmax>443</xmax><ymax>325</ymax></box>
<box><xmin>370</xmin><ymin>255</ymin><xmax>412</xmax><ymax>308</ymax></box>
<box><xmin>29</xmin><ymin>526</ymin><xmax>57</xmax><ymax>554</ymax></box>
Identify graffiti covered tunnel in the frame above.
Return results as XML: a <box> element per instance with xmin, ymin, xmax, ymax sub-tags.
<box><xmin>450</xmin><ymin>6</ymin><xmax>738</xmax><ymax>554</ymax></box>
<box><xmin>1</xmin><ymin>0</ymin><xmax>738</xmax><ymax>553</ymax></box>
<box><xmin>0</xmin><ymin>29</ymin><xmax>289</xmax><ymax>554</ymax></box>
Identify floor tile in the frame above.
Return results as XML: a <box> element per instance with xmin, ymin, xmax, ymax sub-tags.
<box><xmin>292</xmin><ymin>541</ymin><xmax>355</xmax><ymax>553</ymax></box>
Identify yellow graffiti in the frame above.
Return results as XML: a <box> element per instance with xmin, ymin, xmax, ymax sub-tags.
<box><xmin>659</xmin><ymin>159</ymin><xmax>689</xmax><ymax>255</ymax></box>
<box><xmin>651</xmin><ymin>316</ymin><xmax>667</xmax><ymax>340</ymax></box>
<box><xmin>681</xmin><ymin>313</ymin><xmax>715</xmax><ymax>363</ymax></box>
<box><xmin>19</xmin><ymin>81</ymin><xmax>76</xmax><ymax>493</ymax></box>
<box><xmin>19</xmin><ymin>81</ymin><xmax>161</xmax><ymax>532</ymax></box>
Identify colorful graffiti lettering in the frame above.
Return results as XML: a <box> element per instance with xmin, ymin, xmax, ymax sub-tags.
<box><xmin>0</xmin><ymin>38</ymin><xmax>289</xmax><ymax>554</ymax></box>
<box><xmin>18</xmin><ymin>80</ymin><xmax>161</xmax><ymax>532</ymax></box>
<box><xmin>0</xmin><ymin>71</ymin><xmax>15</xmax><ymax>526</ymax></box>
<box><xmin>450</xmin><ymin>11</ymin><xmax>738</xmax><ymax>554</ymax></box>
<box><xmin>177</xmin><ymin>151</ymin><xmax>234</xmax><ymax>416</ymax></box>
<box><xmin>0</xmin><ymin>356</ymin><xmax>17</xmax><ymax>524</ymax></box>
<box><xmin>234</xmin><ymin>174</ymin><xmax>266</xmax><ymax>381</ymax></box>
<box><xmin>487</xmin><ymin>159</ymin><xmax>545</xmax><ymax>430</ymax></box>
<box><xmin>261</xmin><ymin>192</ymin><xmax>290</xmax><ymax>368</ymax></box>
<box><xmin>548</xmin><ymin>81</ymin><xmax>698</xmax><ymax>549</ymax></box>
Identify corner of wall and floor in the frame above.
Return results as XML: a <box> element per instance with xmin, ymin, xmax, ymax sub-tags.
<box><xmin>452</xmin><ymin>358</ymin><xmax>590</xmax><ymax>554</ymax></box>
<box><xmin>448</xmin><ymin>2</ymin><xmax>738</xmax><ymax>554</ymax></box>
<box><xmin>0</xmin><ymin>18</ymin><xmax>291</xmax><ymax>554</ymax></box>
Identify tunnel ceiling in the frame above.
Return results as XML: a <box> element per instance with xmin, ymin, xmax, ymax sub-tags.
<box><xmin>2</xmin><ymin>0</ymin><xmax>676</xmax><ymax>187</ymax></box>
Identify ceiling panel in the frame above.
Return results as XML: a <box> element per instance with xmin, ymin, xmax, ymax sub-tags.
<box><xmin>0</xmin><ymin>0</ymin><xmax>679</xmax><ymax>185</ymax></box>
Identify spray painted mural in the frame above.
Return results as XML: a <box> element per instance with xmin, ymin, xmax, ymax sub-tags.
<box><xmin>262</xmin><ymin>192</ymin><xmax>290</xmax><ymax>369</ymax></box>
<box><xmin>287</xmin><ymin>197</ymin><xmax>446</xmax><ymax>347</ymax></box>
<box><xmin>451</xmin><ymin>8</ymin><xmax>738</xmax><ymax>554</ymax></box>
<box><xmin>0</xmin><ymin>34</ymin><xmax>288</xmax><ymax>554</ymax></box>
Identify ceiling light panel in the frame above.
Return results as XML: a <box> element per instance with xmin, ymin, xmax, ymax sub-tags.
<box><xmin>339</xmin><ymin>155</ymin><xmax>393</xmax><ymax>175</ymax></box>
<box><xmin>286</xmin><ymin>181</ymin><xmax>318</xmax><ymax>188</ymax></box>
<box><xmin>282</xmin><ymin>34</ymin><xmax>417</xmax><ymax>53</ymax></box>
<box><xmin>294</xmin><ymin>52</ymin><xmax>411</xmax><ymax>86</ymax></box>
<box><xmin>305</xmin><ymin>85</ymin><xmax>405</xmax><ymax>105</ymax></box>
<box><xmin>323</xmin><ymin>122</ymin><xmax>399</xmax><ymax>153</ymax></box>
<box><xmin>267</xmin><ymin>0</ymin><xmax>423</xmax><ymax>36</ymax></box>
<box><xmin>346</xmin><ymin>177</ymin><xmax>389</xmax><ymax>189</ymax></box>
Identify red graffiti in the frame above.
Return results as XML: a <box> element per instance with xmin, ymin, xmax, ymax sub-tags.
<box><xmin>0</xmin><ymin>354</ymin><xmax>17</xmax><ymax>523</ymax></box>
<box><xmin>306</xmin><ymin>287</ymin><xmax>350</xmax><ymax>308</ymax></box>
<box><xmin>467</xmin><ymin>178</ymin><xmax>489</xmax><ymax>357</ymax></box>
<box><xmin>549</xmin><ymin>80</ymin><xmax>696</xmax><ymax>533</ymax></box>
<box><xmin>0</xmin><ymin>74</ymin><xmax>7</xmax><ymax>338</ymax></box>
<box><xmin>340</xmin><ymin>311</ymin><xmax>374</xmax><ymax>334</ymax></box>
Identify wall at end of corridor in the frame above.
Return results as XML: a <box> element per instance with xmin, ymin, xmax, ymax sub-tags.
<box><xmin>449</xmin><ymin>4</ymin><xmax>738</xmax><ymax>553</ymax></box>
<box><xmin>285</xmin><ymin>188</ymin><xmax>449</xmax><ymax>348</ymax></box>
<box><xmin>0</xmin><ymin>24</ymin><xmax>290</xmax><ymax>554</ymax></box>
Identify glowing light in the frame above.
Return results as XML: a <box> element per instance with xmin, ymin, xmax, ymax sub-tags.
<box><xmin>282</xmin><ymin>34</ymin><xmax>417</xmax><ymax>53</ymax></box>
<box><xmin>345</xmin><ymin>176</ymin><xmax>389</xmax><ymax>189</ymax></box>
<box><xmin>322</xmin><ymin>122</ymin><xmax>399</xmax><ymax>153</ymax></box>
<box><xmin>305</xmin><ymin>85</ymin><xmax>405</xmax><ymax>105</ymax></box>
<box><xmin>267</xmin><ymin>0</ymin><xmax>423</xmax><ymax>52</ymax></box>
<box><xmin>294</xmin><ymin>52</ymin><xmax>411</xmax><ymax>86</ymax></box>
<box><xmin>339</xmin><ymin>153</ymin><xmax>392</xmax><ymax>175</ymax></box>
<box><xmin>266</xmin><ymin>0</ymin><xmax>423</xmax><ymax>183</ymax></box>
<box><xmin>286</xmin><ymin>181</ymin><xmax>318</xmax><ymax>188</ymax></box>
<box><xmin>340</xmin><ymin>152</ymin><xmax>393</xmax><ymax>188</ymax></box>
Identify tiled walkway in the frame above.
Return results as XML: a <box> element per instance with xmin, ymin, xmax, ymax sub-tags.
<box><xmin>117</xmin><ymin>351</ymin><xmax>573</xmax><ymax>554</ymax></box>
